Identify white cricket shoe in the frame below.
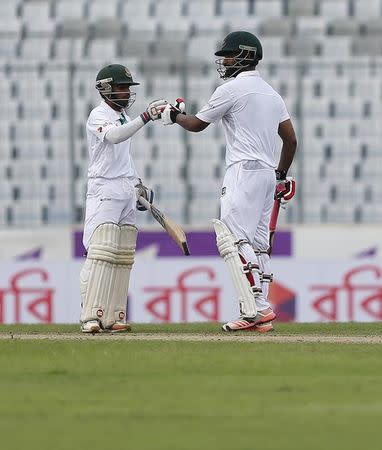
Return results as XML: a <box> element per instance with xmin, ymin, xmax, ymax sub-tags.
<box><xmin>222</xmin><ymin>318</ymin><xmax>256</xmax><ymax>332</ymax></box>
<box><xmin>81</xmin><ymin>320</ymin><xmax>102</xmax><ymax>334</ymax></box>
<box><xmin>222</xmin><ymin>308</ymin><xmax>276</xmax><ymax>332</ymax></box>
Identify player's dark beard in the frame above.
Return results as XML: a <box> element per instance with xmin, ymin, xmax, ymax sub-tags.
<box><xmin>223</xmin><ymin>65</ymin><xmax>239</xmax><ymax>78</ymax></box>
<box><xmin>110</xmin><ymin>95</ymin><xmax>129</xmax><ymax>108</ymax></box>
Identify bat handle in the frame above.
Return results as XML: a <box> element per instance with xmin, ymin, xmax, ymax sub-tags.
<box><xmin>269</xmin><ymin>199</ymin><xmax>280</xmax><ymax>232</ymax></box>
<box><xmin>137</xmin><ymin>195</ymin><xmax>151</xmax><ymax>210</ymax></box>
<box><xmin>268</xmin><ymin>199</ymin><xmax>281</xmax><ymax>255</ymax></box>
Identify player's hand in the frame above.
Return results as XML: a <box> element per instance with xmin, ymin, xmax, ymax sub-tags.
<box><xmin>140</xmin><ymin>99</ymin><xmax>168</xmax><ymax>123</ymax></box>
<box><xmin>275</xmin><ymin>173</ymin><xmax>296</xmax><ymax>209</ymax></box>
<box><xmin>135</xmin><ymin>180</ymin><xmax>154</xmax><ymax>211</ymax></box>
<box><xmin>162</xmin><ymin>98</ymin><xmax>186</xmax><ymax>125</ymax></box>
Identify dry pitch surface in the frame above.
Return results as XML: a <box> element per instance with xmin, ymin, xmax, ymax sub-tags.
<box><xmin>1</xmin><ymin>331</ymin><xmax>381</xmax><ymax>344</ymax></box>
<box><xmin>1</xmin><ymin>323</ymin><xmax>381</xmax><ymax>343</ymax></box>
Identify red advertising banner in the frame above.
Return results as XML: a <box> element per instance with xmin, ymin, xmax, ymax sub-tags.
<box><xmin>143</xmin><ymin>267</ymin><xmax>221</xmax><ymax>322</ymax></box>
<box><xmin>130</xmin><ymin>260</ymin><xmax>234</xmax><ymax>323</ymax></box>
<box><xmin>0</xmin><ymin>259</ymin><xmax>381</xmax><ymax>324</ymax></box>
<box><xmin>309</xmin><ymin>264</ymin><xmax>382</xmax><ymax>321</ymax></box>
<box><xmin>0</xmin><ymin>263</ymin><xmax>80</xmax><ymax>324</ymax></box>
<box><xmin>0</xmin><ymin>268</ymin><xmax>54</xmax><ymax>323</ymax></box>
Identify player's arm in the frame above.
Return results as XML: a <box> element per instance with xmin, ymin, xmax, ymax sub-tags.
<box><xmin>163</xmin><ymin>87</ymin><xmax>232</xmax><ymax>132</ymax></box>
<box><xmin>277</xmin><ymin>119</ymin><xmax>297</xmax><ymax>175</ymax></box>
<box><xmin>105</xmin><ymin>116</ymin><xmax>146</xmax><ymax>144</ymax></box>
<box><xmin>104</xmin><ymin>99</ymin><xmax>168</xmax><ymax>144</ymax></box>
<box><xmin>275</xmin><ymin>119</ymin><xmax>297</xmax><ymax>208</ymax></box>
<box><xmin>175</xmin><ymin>114</ymin><xmax>210</xmax><ymax>132</ymax></box>
<box><xmin>161</xmin><ymin>98</ymin><xmax>209</xmax><ymax>132</ymax></box>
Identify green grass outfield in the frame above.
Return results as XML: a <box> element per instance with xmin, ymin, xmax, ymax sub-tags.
<box><xmin>0</xmin><ymin>323</ymin><xmax>381</xmax><ymax>450</ymax></box>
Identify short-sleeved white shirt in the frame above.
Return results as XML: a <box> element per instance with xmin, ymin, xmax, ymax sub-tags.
<box><xmin>86</xmin><ymin>100</ymin><xmax>139</xmax><ymax>180</ymax></box>
<box><xmin>196</xmin><ymin>71</ymin><xmax>290</xmax><ymax>168</ymax></box>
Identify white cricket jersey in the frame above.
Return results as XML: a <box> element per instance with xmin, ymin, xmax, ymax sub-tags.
<box><xmin>86</xmin><ymin>100</ymin><xmax>139</xmax><ymax>179</ymax></box>
<box><xmin>196</xmin><ymin>70</ymin><xmax>290</xmax><ymax>168</ymax></box>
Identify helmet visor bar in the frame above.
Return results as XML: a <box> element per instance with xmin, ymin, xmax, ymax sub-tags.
<box><xmin>106</xmin><ymin>91</ymin><xmax>136</xmax><ymax>109</ymax></box>
<box><xmin>96</xmin><ymin>78</ymin><xmax>137</xmax><ymax>109</ymax></box>
<box><xmin>215</xmin><ymin>47</ymin><xmax>256</xmax><ymax>79</ymax></box>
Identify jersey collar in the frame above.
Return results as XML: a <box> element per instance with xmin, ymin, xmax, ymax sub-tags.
<box><xmin>100</xmin><ymin>100</ymin><xmax>124</xmax><ymax>118</ymax></box>
<box><xmin>236</xmin><ymin>70</ymin><xmax>260</xmax><ymax>79</ymax></box>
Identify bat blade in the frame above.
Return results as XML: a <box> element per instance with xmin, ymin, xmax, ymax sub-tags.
<box><xmin>138</xmin><ymin>196</ymin><xmax>190</xmax><ymax>256</ymax></box>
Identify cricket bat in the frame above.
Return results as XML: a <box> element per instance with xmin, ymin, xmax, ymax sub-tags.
<box><xmin>269</xmin><ymin>176</ymin><xmax>296</xmax><ymax>255</ymax></box>
<box><xmin>268</xmin><ymin>199</ymin><xmax>281</xmax><ymax>256</ymax></box>
<box><xmin>138</xmin><ymin>196</ymin><xmax>190</xmax><ymax>256</ymax></box>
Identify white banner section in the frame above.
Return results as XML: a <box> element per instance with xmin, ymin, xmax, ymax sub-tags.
<box><xmin>0</xmin><ymin>259</ymin><xmax>381</xmax><ymax>324</ymax></box>
<box><xmin>0</xmin><ymin>227</ymin><xmax>72</xmax><ymax>261</ymax></box>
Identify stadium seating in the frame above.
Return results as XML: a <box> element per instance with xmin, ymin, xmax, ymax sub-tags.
<box><xmin>254</xmin><ymin>0</ymin><xmax>284</xmax><ymax>18</ymax></box>
<box><xmin>353</xmin><ymin>0</ymin><xmax>381</xmax><ymax>18</ymax></box>
<box><xmin>1</xmin><ymin>0</ymin><xmax>382</xmax><ymax>226</ymax></box>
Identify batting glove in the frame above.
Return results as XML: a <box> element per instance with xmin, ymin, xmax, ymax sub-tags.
<box><xmin>140</xmin><ymin>99</ymin><xmax>168</xmax><ymax>124</ymax></box>
<box><xmin>275</xmin><ymin>171</ymin><xmax>296</xmax><ymax>209</ymax></box>
<box><xmin>162</xmin><ymin>98</ymin><xmax>186</xmax><ymax>125</ymax></box>
<box><xmin>135</xmin><ymin>180</ymin><xmax>154</xmax><ymax>211</ymax></box>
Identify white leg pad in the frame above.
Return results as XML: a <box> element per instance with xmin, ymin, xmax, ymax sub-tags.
<box><xmin>212</xmin><ymin>219</ymin><xmax>257</xmax><ymax>318</ymax></box>
<box><xmin>80</xmin><ymin>223</ymin><xmax>137</xmax><ymax>328</ymax></box>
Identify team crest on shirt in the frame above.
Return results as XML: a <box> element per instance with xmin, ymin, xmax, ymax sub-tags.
<box><xmin>97</xmin><ymin>122</ymin><xmax>112</xmax><ymax>132</ymax></box>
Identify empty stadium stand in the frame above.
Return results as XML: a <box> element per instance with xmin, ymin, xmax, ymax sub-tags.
<box><xmin>1</xmin><ymin>0</ymin><xmax>382</xmax><ymax>227</ymax></box>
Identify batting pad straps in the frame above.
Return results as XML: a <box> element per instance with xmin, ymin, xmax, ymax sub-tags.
<box><xmin>212</xmin><ymin>219</ymin><xmax>257</xmax><ymax>318</ymax></box>
<box><xmin>88</xmin><ymin>222</ymin><xmax>135</xmax><ymax>265</ymax></box>
<box><xmin>261</xmin><ymin>273</ymin><xmax>273</xmax><ymax>283</ymax></box>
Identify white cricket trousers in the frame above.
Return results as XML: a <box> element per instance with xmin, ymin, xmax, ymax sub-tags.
<box><xmin>82</xmin><ymin>177</ymin><xmax>137</xmax><ymax>250</ymax></box>
<box><xmin>220</xmin><ymin>160</ymin><xmax>276</xmax><ymax>310</ymax></box>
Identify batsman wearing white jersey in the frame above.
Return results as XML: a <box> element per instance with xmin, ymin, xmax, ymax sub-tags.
<box><xmin>80</xmin><ymin>64</ymin><xmax>167</xmax><ymax>333</ymax></box>
<box><xmin>162</xmin><ymin>31</ymin><xmax>297</xmax><ymax>332</ymax></box>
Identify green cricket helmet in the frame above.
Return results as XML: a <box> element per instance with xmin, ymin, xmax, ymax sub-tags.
<box><xmin>95</xmin><ymin>64</ymin><xmax>140</xmax><ymax>109</ymax></box>
<box><xmin>215</xmin><ymin>31</ymin><xmax>263</xmax><ymax>79</ymax></box>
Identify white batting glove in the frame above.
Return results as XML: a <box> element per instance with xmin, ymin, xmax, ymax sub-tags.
<box><xmin>162</xmin><ymin>98</ymin><xmax>186</xmax><ymax>125</ymax></box>
<box><xmin>140</xmin><ymin>99</ymin><xmax>168</xmax><ymax>124</ymax></box>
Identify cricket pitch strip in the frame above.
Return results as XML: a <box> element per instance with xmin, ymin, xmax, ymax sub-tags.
<box><xmin>1</xmin><ymin>332</ymin><xmax>381</xmax><ymax>344</ymax></box>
